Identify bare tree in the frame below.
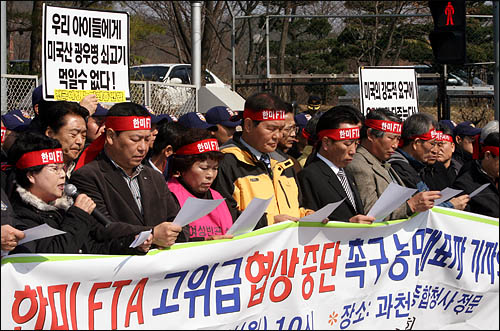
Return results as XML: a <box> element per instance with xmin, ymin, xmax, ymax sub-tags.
<box><xmin>29</xmin><ymin>0</ymin><xmax>43</xmax><ymax>75</ymax></box>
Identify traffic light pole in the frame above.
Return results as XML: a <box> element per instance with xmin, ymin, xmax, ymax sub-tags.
<box><xmin>437</xmin><ymin>64</ymin><xmax>451</xmax><ymax>121</ymax></box>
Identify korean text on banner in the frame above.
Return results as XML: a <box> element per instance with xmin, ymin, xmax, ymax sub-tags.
<box><xmin>1</xmin><ymin>208</ymin><xmax>498</xmax><ymax>330</ymax></box>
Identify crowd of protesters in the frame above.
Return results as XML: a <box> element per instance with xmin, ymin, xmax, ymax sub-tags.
<box><xmin>1</xmin><ymin>89</ymin><xmax>499</xmax><ymax>255</ymax></box>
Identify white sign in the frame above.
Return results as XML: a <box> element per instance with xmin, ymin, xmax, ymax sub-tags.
<box><xmin>359</xmin><ymin>67</ymin><xmax>419</xmax><ymax>120</ymax></box>
<box><xmin>42</xmin><ymin>4</ymin><xmax>130</xmax><ymax>103</ymax></box>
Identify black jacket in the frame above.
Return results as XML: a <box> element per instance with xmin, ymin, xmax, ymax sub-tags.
<box><xmin>298</xmin><ymin>156</ymin><xmax>364</xmax><ymax>221</ymax></box>
<box><xmin>388</xmin><ymin>149</ymin><xmax>425</xmax><ymax>189</ymax></box>
<box><xmin>70</xmin><ymin>152</ymin><xmax>186</xmax><ymax>241</ymax></box>
<box><xmin>10</xmin><ymin>185</ymin><xmax>140</xmax><ymax>254</ymax></box>
<box><xmin>452</xmin><ymin>161</ymin><xmax>499</xmax><ymax>218</ymax></box>
<box><xmin>421</xmin><ymin>161</ymin><xmax>457</xmax><ymax>191</ymax></box>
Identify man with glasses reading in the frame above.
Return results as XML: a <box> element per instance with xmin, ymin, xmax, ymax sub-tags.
<box><xmin>213</xmin><ymin>92</ymin><xmax>313</xmax><ymax>230</ymax></box>
<box><xmin>278</xmin><ymin>103</ymin><xmax>301</xmax><ymax>173</ymax></box>
<box><xmin>388</xmin><ymin>113</ymin><xmax>469</xmax><ymax>210</ymax></box>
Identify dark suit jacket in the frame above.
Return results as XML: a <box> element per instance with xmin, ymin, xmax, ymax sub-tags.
<box><xmin>298</xmin><ymin>156</ymin><xmax>364</xmax><ymax>221</ymax></box>
<box><xmin>70</xmin><ymin>152</ymin><xmax>182</xmax><ymax>240</ymax></box>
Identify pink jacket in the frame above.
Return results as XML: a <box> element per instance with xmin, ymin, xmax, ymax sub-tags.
<box><xmin>168</xmin><ymin>178</ymin><xmax>233</xmax><ymax>239</ymax></box>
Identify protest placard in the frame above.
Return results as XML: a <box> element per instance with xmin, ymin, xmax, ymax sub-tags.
<box><xmin>42</xmin><ymin>4</ymin><xmax>130</xmax><ymax>103</ymax></box>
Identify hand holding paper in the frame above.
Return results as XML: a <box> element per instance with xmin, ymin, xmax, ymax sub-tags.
<box><xmin>17</xmin><ymin>224</ymin><xmax>66</xmax><ymax>245</ymax></box>
<box><xmin>434</xmin><ymin>187</ymin><xmax>463</xmax><ymax>206</ymax></box>
<box><xmin>129</xmin><ymin>230</ymin><xmax>152</xmax><ymax>248</ymax></box>
<box><xmin>367</xmin><ymin>182</ymin><xmax>417</xmax><ymax>222</ymax></box>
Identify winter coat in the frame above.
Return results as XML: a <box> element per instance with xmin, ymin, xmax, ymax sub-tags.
<box><xmin>452</xmin><ymin>161</ymin><xmax>499</xmax><ymax>218</ymax></box>
<box><xmin>10</xmin><ymin>185</ymin><xmax>139</xmax><ymax>255</ymax></box>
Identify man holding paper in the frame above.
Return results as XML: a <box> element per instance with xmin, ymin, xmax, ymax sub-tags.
<box><xmin>453</xmin><ymin>131</ymin><xmax>499</xmax><ymax>218</ymax></box>
<box><xmin>298</xmin><ymin>106</ymin><xmax>375</xmax><ymax>224</ymax></box>
<box><xmin>388</xmin><ymin>113</ymin><xmax>469</xmax><ymax>211</ymax></box>
<box><xmin>213</xmin><ymin>92</ymin><xmax>313</xmax><ymax>229</ymax></box>
<box><xmin>70</xmin><ymin>102</ymin><xmax>185</xmax><ymax>249</ymax></box>
<box><xmin>347</xmin><ymin>108</ymin><xmax>441</xmax><ymax>221</ymax></box>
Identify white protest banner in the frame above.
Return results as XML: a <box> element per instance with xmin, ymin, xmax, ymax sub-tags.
<box><xmin>42</xmin><ymin>4</ymin><xmax>130</xmax><ymax>103</ymax></box>
<box><xmin>1</xmin><ymin>208</ymin><xmax>498</xmax><ymax>330</ymax></box>
<box><xmin>359</xmin><ymin>66</ymin><xmax>419</xmax><ymax>120</ymax></box>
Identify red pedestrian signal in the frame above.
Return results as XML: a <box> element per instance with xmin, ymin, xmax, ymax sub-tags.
<box><xmin>445</xmin><ymin>2</ymin><xmax>454</xmax><ymax>26</ymax></box>
<box><xmin>428</xmin><ymin>0</ymin><xmax>466</xmax><ymax>64</ymax></box>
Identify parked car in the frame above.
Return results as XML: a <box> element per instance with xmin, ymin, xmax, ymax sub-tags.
<box><xmin>130</xmin><ymin>63</ymin><xmax>229</xmax><ymax>88</ymax></box>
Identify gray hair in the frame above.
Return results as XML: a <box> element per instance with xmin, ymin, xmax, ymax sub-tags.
<box><xmin>400</xmin><ymin>113</ymin><xmax>438</xmax><ymax>147</ymax></box>
<box><xmin>480</xmin><ymin>120</ymin><xmax>499</xmax><ymax>143</ymax></box>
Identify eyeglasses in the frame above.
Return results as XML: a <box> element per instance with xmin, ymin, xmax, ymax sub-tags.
<box><xmin>45</xmin><ymin>164</ymin><xmax>66</xmax><ymax>174</ymax></box>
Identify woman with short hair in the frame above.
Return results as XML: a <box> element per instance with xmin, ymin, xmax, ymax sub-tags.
<box><xmin>168</xmin><ymin>128</ymin><xmax>233</xmax><ymax>240</ymax></box>
<box><xmin>8</xmin><ymin>131</ymin><xmax>152</xmax><ymax>254</ymax></box>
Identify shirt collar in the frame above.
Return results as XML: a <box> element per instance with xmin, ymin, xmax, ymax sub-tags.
<box><xmin>240</xmin><ymin>137</ymin><xmax>264</xmax><ymax>161</ymax></box>
<box><xmin>317</xmin><ymin>152</ymin><xmax>340</xmax><ymax>175</ymax></box>
<box><xmin>148</xmin><ymin>158</ymin><xmax>162</xmax><ymax>174</ymax></box>
<box><xmin>106</xmin><ymin>152</ymin><xmax>143</xmax><ymax>179</ymax></box>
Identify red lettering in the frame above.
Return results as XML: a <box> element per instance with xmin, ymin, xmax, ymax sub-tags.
<box><xmin>124</xmin><ymin>278</ymin><xmax>148</xmax><ymax>327</ymax></box>
<box><xmin>245</xmin><ymin>251</ymin><xmax>274</xmax><ymax>307</ymax></box>
<box><xmin>88</xmin><ymin>282</ymin><xmax>112</xmax><ymax>330</ymax></box>
<box><xmin>269</xmin><ymin>276</ymin><xmax>292</xmax><ymax>302</ymax></box>
<box><xmin>70</xmin><ymin>282</ymin><xmax>80</xmax><ymax>330</ymax></box>
<box><xmin>48</xmin><ymin>284</ymin><xmax>69</xmax><ymax>329</ymax></box>
<box><xmin>35</xmin><ymin>286</ymin><xmax>48</xmax><ymax>329</ymax></box>
<box><xmin>111</xmin><ymin>280</ymin><xmax>132</xmax><ymax>330</ymax></box>
<box><xmin>319</xmin><ymin>241</ymin><xmax>341</xmax><ymax>293</ymax></box>
<box><xmin>12</xmin><ymin>285</ymin><xmax>38</xmax><ymax>325</ymax></box>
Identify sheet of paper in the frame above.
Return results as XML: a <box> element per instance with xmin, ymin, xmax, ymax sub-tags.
<box><xmin>226</xmin><ymin>197</ymin><xmax>273</xmax><ymax>236</ymax></box>
<box><xmin>129</xmin><ymin>230</ymin><xmax>152</xmax><ymax>248</ymax></box>
<box><xmin>368</xmin><ymin>182</ymin><xmax>418</xmax><ymax>222</ymax></box>
<box><xmin>468</xmin><ymin>183</ymin><xmax>490</xmax><ymax>198</ymax></box>
<box><xmin>172</xmin><ymin>197</ymin><xmax>224</xmax><ymax>227</ymax></box>
<box><xmin>434</xmin><ymin>187</ymin><xmax>463</xmax><ymax>206</ymax></box>
<box><xmin>299</xmin><ymin>198</ymin><xmax>346</xmax><ymax>222</ymax></box>
<box><xmin>17</xmin><ymin>223</ymin><xmax>66</xmax><ymax>245</ymax></box>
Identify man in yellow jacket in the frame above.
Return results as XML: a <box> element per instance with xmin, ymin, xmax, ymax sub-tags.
<box><xmin>213</xmin><ymin>92</ymin><xmax>312</xmax><ymax>229</ymax></box>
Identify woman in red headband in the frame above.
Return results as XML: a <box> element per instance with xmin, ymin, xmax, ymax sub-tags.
<box><xmin>168</xmin><ymin>129</ymin><xmax>233</xmax><ymax>240</ymax></box>
<box><xmin>7</xmin><ymin>131</ymin><xmax>152</xmax><ymax>254</ymax></box>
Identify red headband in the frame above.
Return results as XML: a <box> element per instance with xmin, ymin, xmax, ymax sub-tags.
<box><xmin>364</xmin><ymin>119</ymin><xmax>402</xmax><ymax>135</ymax></box>
<box><xmin>436</xmin><ymin>131</ymin><xmax>453</xmax><ymax>143</ymax></box>
<box><xmin>75</xmin><ymin>116</ymin><xmax>151</xmax><ymax>171</ymax></box>
<box><xmin>410</xmin><ymin>128</ymin><xmax>438</xmax><ymax>141</ymax></box>
<box><xmin>16</xmin><ymin>149</ymin><xmax>64</xmax><ymax>169</ymax></box>
<box><xmin>482</xmin><ymin>146</ymin><xmax>499</xmax><ymax>157</ymax></box>
<box><xmin>1</xmin><ymin>126</ymin><xmax>6</xmax><ymax>144</ymax></box>
<box><xmin>176</xmin><ymin>139</ymin><xmax>219</xmax><ymax>155</ymax></box>
<box><xmin>318</xmin><ymin>127</ymin><xmax>360</xmax><ymax>141</ymax></box>
<box><xmin>105</xmin><ymin>116</ymin><xmax>151</xmax><ymax>131</ymax></box>
<box><xmin>243</xmin><ymin>109</ymin><xmax>286</xmax><ymax>121</ymax></box>
<box><xmin>398</xmin><ymin>128</ymin><xmax>437</xmax><ymax>148</ymax></box>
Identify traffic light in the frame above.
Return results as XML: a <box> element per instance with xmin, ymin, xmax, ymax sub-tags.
<box><xmin>428</xmin><ymin>0</ymin><xmax>466</xmax><ymax>64</ymax></box>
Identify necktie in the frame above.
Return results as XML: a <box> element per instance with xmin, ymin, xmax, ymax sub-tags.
<box><xmin>260</xmin><ymin>154</ymin><xmax>273</xmax><ymax>178</ymax></box>
<box><xmin>337</xmin><ymin>168</ymin><xmax>357</xmax><ymax>212</ymax></box>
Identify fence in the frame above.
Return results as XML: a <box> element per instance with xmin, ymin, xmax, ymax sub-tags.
<box><xmin>231</xmin><ymin>5</ymin><xmax>495</xmax><ymax>124</ymax></box>
<box><xmin>1</xmin><ymin>75</ymin><xmax>196</xmax><ymax>118</ymax></box>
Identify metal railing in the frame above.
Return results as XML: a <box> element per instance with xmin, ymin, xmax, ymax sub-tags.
<box><xmin>1</xmin><ymin>75</ymin><xmax>196</xmax><ymax>118</ymax></box>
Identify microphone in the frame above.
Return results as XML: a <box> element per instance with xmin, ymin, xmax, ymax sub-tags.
<box><xmin>64</xmin><ymin>184</ymin><xmax>112</xmax><ymax>228</ymax></box>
